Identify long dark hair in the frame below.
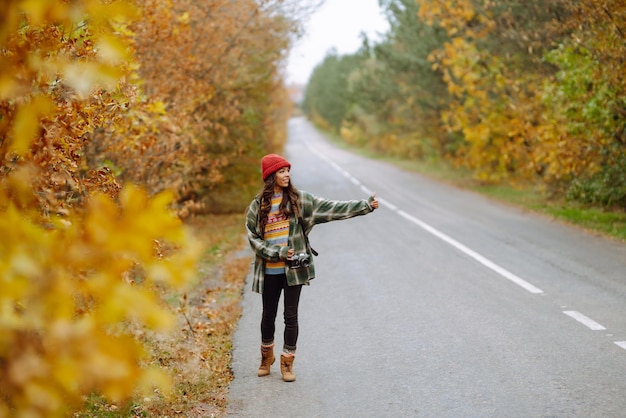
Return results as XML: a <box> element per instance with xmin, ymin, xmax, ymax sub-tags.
<box><xmin>258</xmin><ymin>172</ymin><xmax>299</xmax><ymax>236</ymax></box>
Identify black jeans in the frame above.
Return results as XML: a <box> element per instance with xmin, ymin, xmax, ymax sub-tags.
<box><xmin>261</xmin><ymin>273</ymin><xmax>303</xmax><ymax>353</ymax></box>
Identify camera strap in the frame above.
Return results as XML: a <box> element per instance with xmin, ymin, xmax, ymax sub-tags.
<box><xmin>298</xmin><ymin>216</ymin><xmax>318</xmax><ymax>256</ymax></box>
<box><xmin>291</xmin><ymin>199</ymin><xmax>318</xmax><ymax>257</ymax></box>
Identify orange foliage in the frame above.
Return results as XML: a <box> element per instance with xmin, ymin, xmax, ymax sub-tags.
<box><xmin>420</xmin><ymin>1</ymin><xmax>536</xmax><ymax>182</ymax></box>
<box><xmin>0</xmin><ymin>173</ymin><xmax>201</xmax><ymax>417</ymax></box>
<box><xmin>0</xmin><ymin>0</ymin><xmax>137</xmax><ymax>212</ymax></box>
<box><xmin>88</xmin><ymin>0</ymin><xmax>296</xmax><ymax>215</ymax></box>
<box><xmin>420</xmin><ymin>0</ymin><xmax>626</xmax><ymax>191</ymax></box>
<box><xmin>418</xmin><ymin>0</ymin><xmax>494</xmax><ymax>40</ymax></box>
<box><xmin>0</xmin><ymin>2</ymin><xmax>201</xmax><ymax>416</ymax></box>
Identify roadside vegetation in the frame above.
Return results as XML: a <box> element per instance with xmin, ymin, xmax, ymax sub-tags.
<box><xmin>74</xmin><ymin>215</ymin><xmax>250</xmax><ymax>418</ymax></box>
<box><xmin>303</xmin><ymin>0</ymin><xmax>626</xmax><ymax>242</ymax></box>
<box><xmin>319</xmin><ymin>127</ymin><xmax>626</xmax><ymax>242</ymax></box>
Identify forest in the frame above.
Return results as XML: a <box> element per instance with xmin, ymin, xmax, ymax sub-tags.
<box><xmin>1</xmin><ymin>0</ymin><xmax>624</xmax><ymax>416</ymax></box>
<box><xmin>304</xmin><ymin>0</ymin><xmax>626</xmax><ymax>208</ymax></box>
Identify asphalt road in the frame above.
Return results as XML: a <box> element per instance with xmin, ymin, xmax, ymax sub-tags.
<box><xmin>227</xmin><ymin>117</ymin><xmax>626</xmax><ymax>418</ymax></box>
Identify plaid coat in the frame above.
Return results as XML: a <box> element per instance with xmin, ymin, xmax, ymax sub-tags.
<box><xmin>245</xmin><ymin>190</ymin><xmax>376</xmax><ymax>293</ymax></box>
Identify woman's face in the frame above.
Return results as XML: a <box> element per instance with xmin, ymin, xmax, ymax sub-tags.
<box><xmin>274</xmin><ymin>167</ymin><xmax>290</xmax><ymax>190</ymax></box>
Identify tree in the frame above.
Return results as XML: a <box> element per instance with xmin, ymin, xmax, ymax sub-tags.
<box><xmin>88</xmin><ymin>0</ymin><xmax>301</xmax><ymax>214</ymax></box>
<box><xmin>539</xmin><ymin>1</ymin><xmax>626</xmax><ymax>204</ymax></box>
<box><xmin>418</xmin><ymin>0</ymin><xmax>570</xmax><ymax>182</ymax></box>
<box><xmin>0</xmin><ymin>2</ymin><xmax>201</xmax><ymax>416</ymax></box>
<box><xmin>343</xmin><ymin>0</ymin><xmax>450</xmax><ymax>158</ymax></box>
<box><xmin>304</xmin><ymin>49</ymin><xmax>363</xmax><ymax>132</ymax></box>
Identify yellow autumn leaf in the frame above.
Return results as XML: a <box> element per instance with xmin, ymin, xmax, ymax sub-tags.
<box><xmin>147</xmin><ymin>100</ymin><xmax>168</xmax><ymax>115</ymax></box>
<box><xmin>137</xmin><ymin>366</ymin><xmax>173</xmax><ymax>397</ymax></box>
<box><xmin>20</xmin><ymin>0</ymin><xmax>72</xmax><ymax>27</ymax></box>
<box><xmin>84</xmin><ymin>192</ymin><xmax>120</xmax><ymax>246</ymax></box>
<box><xmin>18</xmin><ymin>0</ymin><xmax>49</xmax><ymax>25</ymax></box>
<box><xmin>82</xmin><ymin>335</ymin><xmax>143</xmax><ymax>402</ymax></box>
<box><xmin>119</xmin><ymin>186</ymin><xmax>183</xmax><ymax>242</ymax></box>
<box><xmin>0</xmin><ymin>71</ymin><xmax>18</xmax><ymax>99</ymax></box>
<box><xmin>147</xmin><ymin>241</ymin><xmax>200</xmax><ymax>287</ymax></box>
<box><xmin>84</xmin><ymin>0</ymin><xmax>139</xmax><ymax>25</ymax></box>
<box><xmin>96</xmin><ymin>34</ymin><xmax>130</xmax><ymax>65</ymax></box>
<box><xmin>62</xmin><ymin>62</ymin><xmax>121</xmax><ymax>97</ymax></box>
<box><xmin>24</xmin><ymin>381</ymin><xmax>64</xmax><ymax>413</ymax></box>
<box><xmin>8</xmin><ymin>96</ymin><xmax>55</xmax><ymax>155</ymax></box>
<box><xmin>51</xmin><ymin>355</ymin><xmax>81</xmax><ymax>394</ymax></box>
<box><xmin>177</xmin><ymin>11</ymin><xmax>190</xmax><ymax>24</ymax></box>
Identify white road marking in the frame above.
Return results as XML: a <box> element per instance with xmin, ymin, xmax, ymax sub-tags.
<box><xmin>308</xmin><ymin>143</ymin><xmax>544</xmax><ymax>295</ymax></box>
<box><xmin>615</xmin><ymin>341</ymin><xmax>626</xmax><ymax>351</ymax></box>
<box><xmin>360</xmin><ymin>185</ymin><xmax>373</xmax><ymax>195</ymax></box>
<box><xmin>376</xmin><ymin>197</ymin><xmax>396</xmax><ymax>211</ymax></box>
<box><xmin>397</xmin><ymin>210</ymin><xmax>544</xmax><ymax>294</ymax></box>
<box><xmin>563</xmin><ymin>311</ymin><xmax>606</xmax><ymax>331</ymax></box>
<box><xmin>306</xmin><ymin>139</ymin><xmax>626</xmax><ymax>353</ymax></box>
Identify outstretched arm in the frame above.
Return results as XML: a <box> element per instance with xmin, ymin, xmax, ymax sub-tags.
<box><xmin>302</xmin><ymin>191</ymin><xmax>378</xmax><ymax>227</ymax></box>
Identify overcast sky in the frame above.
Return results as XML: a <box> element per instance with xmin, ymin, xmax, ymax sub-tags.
<box><xmin>285</xmin><ymin>0</ymin><xmax>389</xmax><ymax>85</ymax></box>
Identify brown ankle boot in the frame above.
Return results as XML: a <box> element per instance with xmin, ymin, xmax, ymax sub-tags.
<box><xmin>280</xmin><ymin>354</ymin><xmax>296</xmax><ymax>382</ymax></box>
<box><xmin>257</xmin><ymin>344</ymin><xmax>275</xmax><ymax>377</ymax></box>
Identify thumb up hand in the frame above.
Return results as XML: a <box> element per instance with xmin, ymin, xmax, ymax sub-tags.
<box><xmin>370</xmin><ymin>192</ymin><xmax>379</xmax><ymax>210</ymax></box>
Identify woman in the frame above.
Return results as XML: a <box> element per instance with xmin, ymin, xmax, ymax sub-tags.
<box><xmin>245</xmin><ymin>153</ymin><xmax>378</xmax><ymax>382</ymax></box>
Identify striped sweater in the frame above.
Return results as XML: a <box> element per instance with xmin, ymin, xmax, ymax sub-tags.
<box><xmin>264</xmin><ymin>193</ymin><xmax>289</xmax><ymax>274</ymax></box>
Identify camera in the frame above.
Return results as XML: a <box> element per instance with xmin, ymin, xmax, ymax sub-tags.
<box><xmin>287</xmin><ymin>252</ymin><xmax>310</xmax><ymax>269</ymax></box>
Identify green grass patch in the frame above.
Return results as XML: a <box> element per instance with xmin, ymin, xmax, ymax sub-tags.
<box><xmin>76</xmin><ymin>395</ymin><xmax>146</xmax><ymax>417</ymax></box>
<box><xmin>475</xmin><ymin>184</ymin><xmax>626</xmax><ymax>241</ymax></box>
<box><xmin>470</xmin><ymin>183</ymin><xmax>547</xmax><ymax>209</ymax></box>
<box><xmin>542</xmin><ymin>204</ymin><xmax>626</xmax><ymax>241</ymax></box>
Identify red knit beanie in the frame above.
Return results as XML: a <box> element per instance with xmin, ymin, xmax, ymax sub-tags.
<box><xmin>261</xmin><ymin>154</ymin><xmax>291</xmax><ymax>181</ymax></box>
